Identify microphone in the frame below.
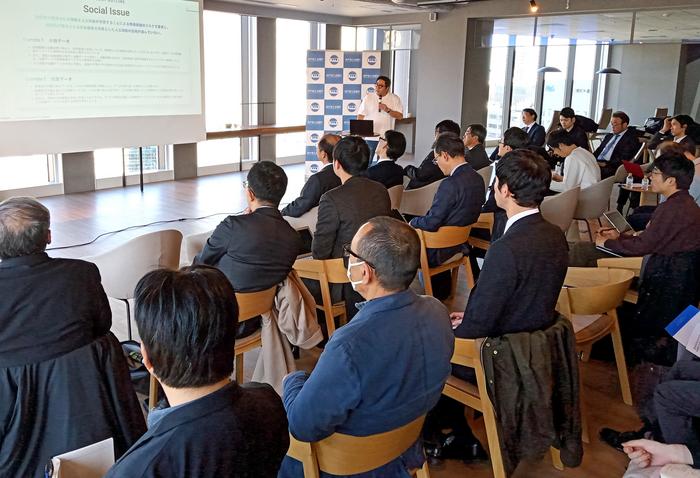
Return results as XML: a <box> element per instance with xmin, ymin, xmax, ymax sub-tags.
<box><xmin>378</xmin><ymin>97</ymin><xmax>382</xmax><ymax>113</ymax></box>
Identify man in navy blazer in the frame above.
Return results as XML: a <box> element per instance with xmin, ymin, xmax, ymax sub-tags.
<box><xmin>593</xmin><ymin>111</ymin><xmax>641</xmax><ymax>179</ymax></box>
<box><xmin>281</xmin><ymin>134</ymin><xmax>341</xmax><ymax>218</ymax></box>
<box><xmin>410</xmin><ymin>133</ymin><xmax>485</xmax><ymax>267</ymax></box>
<box><xmin>522</xmin><ymin>108</ymin><xmax>546</xmax><ymax>147</ymax></box>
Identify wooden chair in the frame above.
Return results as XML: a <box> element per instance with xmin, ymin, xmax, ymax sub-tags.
<box><xmin>286</xmin><ymin>415</ymin><xmax>430</xmax><ymax>478</ymax></box>
<box><xmin>597</xmin><ymin>256</ymin><xmax>644</xmax><ymax>304</ymax></box>
<box><xmin>399</xmin><ymin>179</ymin><xmax>444</xmax><ymax>217</ymax></box>
<box><xmin>415</xmin><ymin>226</ymin><xmax>474</xmax><ymax>299</ymax></box>
<box><xmin>387</xmin><ymin>185</ymin><xmax>404</xmax><ymax>210</ymax></box>
<box><xmin>86</xmin><ymin>229</ymin><xmax>183</xmax><ymax>340</ymax></box>
<box><xmin>443</xmin><ymin>338</ymin><xmax>564</xmax><ymax>478</ymax></box>
<box><xmin>540</xmin><ymin>187</ymin><xmax>580</xmax><ymax>233</ymax></box>
<box><xmin>597</xmin><ymin>108</ymin><xmax>613</xmax><ymax>131</ymax></box>
<box><xmin>468</xmin><ymin>212</ymin><xmax>494</xmax><ymax>251</ymax></box>
<box><xmin>654</xmin><ymin>107</ymin><xmax>668</xmax><ymax>118</ymax></box>
<box><xmin>557</xmin><ymin>267</ymin><xmax>635</xmax><ymax>442</ymax></box>
<box><xmin>284</xmin><ymin>206</ymin><xmax>320</xmax><ymax>235</ymax></box>
<box><xmin>476</xmin><ymin>165</ymin><xmax>493</xmax><ymax>191</ymax></box>
<box><xmin>147</xmin><ymin>285</ymin><xmax>277</xmax><ymax>411</ymax></box>
<box><xmin>293</xmin><ymin>258</ymin><xmax>349</xmax><ymax>337</ymax></box>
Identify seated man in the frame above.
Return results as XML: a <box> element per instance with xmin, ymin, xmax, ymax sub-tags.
<box><xmin>312</xmin><ymin>136</ymin><xmax>391</xmax><ymax>319</ymax></box>
<box><xmin>410</xmin><ymin>133</ymin><xmax>485</xmax><ymax>299</ymax></box>
<box><xmin>279</xmin><ymin>217</ymin><xmax>454</xmax><ymax>477</ymax></box>
<box><xmin>367</xmin><ymin>129</ymin><xmax>406</xmax><ymax>189</ymax></box>
<box><xmin>547</xmin><ymin>129</ymin><xmax>601</xmax><ymax>192</ymax></box>
<box><xmin>0</xmin><ymin>197</ymin><xmax>146</xmax><ymax>477</ymax></box>
<box><xmin>648</xmin><ymin>115</ymin><xmax>698</xmax><ymax>154</ymax></box>
<box><xmin>522</xmin><ymin>108</ymin><xmax>546</xmax><ymax>147</ymax></box>
<box><xmin>281</xmin><ymin>133</ymin><xmax>341</xmax><ymax>218</ymax></box>
<box><xmin>462</xmin><ymin>123</ymin><xmax>490</xmax><ymax>171</ymax></box>
<box><xmin>557</xmin><ymin>107</ymin><xmax>592</xmax><ymax>151</ymax></box>
<box><xmin>194</xmin><ymin>161</ymin><xmax>303</xmax><ymax>335</ymax></box>
<box><xmin>593</xmin><ymin>111</ymin><xmax>641</xmax><ymax>179</ymax></box>
<box><xmin>427</xmin><ymin>150</ymin><xmax>569</xmax><ymax>461</ymax></box>
<box><xmin>403</xmin><ymin>119</ymin><xmax>460</xmax><ymax>190</ymax></box>
<box><xmin>106</xmin><ymin>266</ymin><xmax>289</xmax><ymax>477</ymax></box>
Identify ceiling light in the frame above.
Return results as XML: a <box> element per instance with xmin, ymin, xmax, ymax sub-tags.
<box><xmin>529</xmin><ymin>0</ymin><xmax>538</xmax><ymax>13</ymax></box>
<box><xmin>537</xmin><ymin>66</ymin><xmax>561</xmax><ymax>73</ymax></box>
<box><xmin>596</xmin><ymin>67</ymin><xmax>622</xmax><ymax>74</ymax></box>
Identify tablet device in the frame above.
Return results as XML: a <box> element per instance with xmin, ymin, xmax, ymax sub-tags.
<box><xmin>595</xmin><ymin>245</ymin><xmax>624</xmax><ymax>258</ymax></box>
<box><xmin>623</xmin><ymin>160</ymin><xmax>645</xmax><ymax>179</ymax></box>
<box><xmin>603</xmin><ymin>210</ymin><xmax>636</xmax><ymax>234</ymax></box>
<box><xmin>349</xmin><ymin>119</ymin><xmax>374</xmax><ymax>137</ymax></box>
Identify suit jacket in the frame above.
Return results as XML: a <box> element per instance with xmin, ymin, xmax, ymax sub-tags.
<box><xmin>106</xmin><ymin>382</ymin><xmax>289</xmax><ymax>478</ymax></box>
<box><xmin>194</xmin><ymin>207</ymin><xmax>303</xmax><ymax>292</ymax></box>
<box><xmin>593</xmin><ymin>128</ymin><xmax>641</xmax><ymax>179</ymax></box>
<box><xmin>312</xmin><ymin>176</ymin><xmax>391</xmax><ymax>260</ymax></box>
<box><xmin>404</xmin><ymin>151</ymin><xmax>445</xmax><ymax>190</ymax></box>
<box><xmin>410</xmin><ymin>163</ymin><xmax>485</xmax><ymax>265</ymax></box>
<box><xmin>524</xmin><ymin>123</ymin><xmax>546</xmax><ymax>147</ymax></box>
<box><xmin>465</xmin><ymin>143</ymin><xmax>491</xmax><ymax>171</ymax></box>
<box><xmin>648</xmin><ymin>132</ymin><xmax>697</xmax><ymax>154</ymax></box>
<box><xmin>367</xmin><ymin>160</ymin><xmax>405</xmax><ymax>189</ymax></box>
<box><xmin>281</xmin><ymin>165</ymin><xmax>341</xmax><ymax>218</ymax></box>
<box><xmin>0</xmin><ymin>253</ymin><xmax>112</xmax><ymax>368</ymax></box>
<box><xmin>455</xmin><ymin>213</ymin><xmax>568</xmax><ymax>339</ymax></box>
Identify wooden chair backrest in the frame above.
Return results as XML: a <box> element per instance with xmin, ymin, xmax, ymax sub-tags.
<box><xmin>546</xmin><ymin>110</ymin><xmax>561</xmax><ymax>135</ymax></box>
<box><xmin>558</xmin><ymin>267</ymin><xmax>634</xmax><ymax>317</ymax></box>
<box><xmin>654</xmin><ymin>107</ymin><xmax>668</xmax><ymax>118</ymax></box>
<box><xmin>597</xmin><ymin>108</ymin><xmax>613</xmax><ymax>130</ymax></box>
<box><xmin>293</xmin><ymin>258</ymin><xmax>348</xmax><ymax>284</ymax></box>
<box><xmin>451</xmin><ymin>337</ymin><xmax>481</xmax><ymax>369</ymax></box>
<box><xmin>416</xmin><ymin>226</ymin><xmax>472</xmax><ymax>250</ymax></box>
<box><xmin>235</xmin><ymin>286</ymin><xmax>277</xmax><ymax>322</ymax></box>
<box><xmin>597</xmin><ymin>257</ymin><xmax>643</xmax><ymax>277</ymax></box>
<box><xmin>477</xmin><ymin>165</ymin><xmax>493</xmax><ymax>191</ymax></box>
<box><xmin>289</xmin><ymin>415</ymin><xmax>425</xmax><ymax>476</ymax></box>
<box><xmin>540</xmin><ymin>186</ymin><xmax>580</xmax><ymax>233</ymax></box>
<box><xmin>399</xmin><ymin>179</ymin><xmax>444</xmax><ymax>217</ymax></box>
<box><xmin>387</xmin><ymin>185</ymin><xmax>404</xmax><ymax>210</ymax></box>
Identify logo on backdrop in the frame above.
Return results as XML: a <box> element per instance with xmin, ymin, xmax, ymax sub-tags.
<box><xmin>348</xmin><ymin>71</ymin><xmax>357</xmax><ymax>81</ymax></box>
<box><xmin>329</xmin><ymin>54</ymin><xmax>340</xmax><ymax>65</ymax></box>
<box><xmin>310</xmin><ymin>163</ymin><xmax>319</xmax><ymax>173</ymax></box>
<box><xmin>329</xmin><ymin>118</ymin><xmax>339</xmax><ymax>129</ymax></box>
<box><xmin>329</xmin><ymin>86</ymin><xmax>339</xmax><ymax>97</ymax></box>
<box><xmin>367</xmin><ymin>55</ymin><xmax>377</xmax><ymax>66</ymax></box>
<box><xmin>347</xmin><ymin>102</ymin><xmax>357</xmax><ymax>113</ymax></box>
<box><xmin>310</xmin><ymin>133</ymin><xmax>320</xmax><ymax>143</ymax></box>
<box><xmin>310</xmin><ymin>70</ymin><xmax>321</xmax><ymax>81</ymax></box>
<box><xmin>310</xmin><ymin>102</ymin><xmax>320</xmax><ymax>113</ymax></box>
<box><xmin>368</xmin><ymin>86</ymin><xmax>376</xmax><ymax>94</ymax></box>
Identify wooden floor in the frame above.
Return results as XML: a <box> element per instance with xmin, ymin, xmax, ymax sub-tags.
<box><xmin>38</xmin><ymin>158</ymin><xmax>638</xmax><ymax>477</ymax></box>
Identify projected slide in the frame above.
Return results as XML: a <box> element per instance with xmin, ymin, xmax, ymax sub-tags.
<box><xmin>0</xmin><ymin>0</ymin><xmax>202</xmax><ymax>121</ymax></box>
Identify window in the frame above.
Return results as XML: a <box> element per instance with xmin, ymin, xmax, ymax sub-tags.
<box><xmin>486</xmin><ymin>35</ymin><xmax>509</xmax><ymax>139</ymax></box>
<box><xmin>509</xmin><ymin>37</ymin><xmax>541</xmax><ymax>127</ymax></box>
<box><xmin>571</xmin><ymin>41</ymin><xmax>597</xmax><ymax>119</ymax></box>
<box><xmin>341</xmin><ymin>26</ymin><xmax>357</xmax><ymax>51</ymax></box>
<box><xmin>0</xmin><ymin>155</ymin><xmax>60</xmax><ymax>191</ymax></box>
<box><xmin>276</xmin><ymin>19</ymin><xmax>312</xmax><ymax>159</ymax></box>
<box><xmin>94</xmin><ymin>146</ymin><xmax>162</xmax><ymax>179</ymax></box>
<box><xmin>540</xmin><ymin>38</ymin><xmax>570</xmax><ymax>130</ymax></box>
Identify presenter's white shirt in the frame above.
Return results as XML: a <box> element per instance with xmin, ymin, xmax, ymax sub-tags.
<box><xmin>357</xmin><ymin>92</ymin><xmax>403</xmax><ymax>137</ymax></box>
<box><xmin>551</xmin><ymin>147</ymin><xmax>601</xmax><ymax>192</ymax></box>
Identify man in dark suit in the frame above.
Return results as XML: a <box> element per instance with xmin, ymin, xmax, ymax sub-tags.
<box><xmin>410</xmin><ymin>133</ymin><xmax>485</xmax><ymax>299</ymax></box>
<box><xmin>462</xmin><ymin>123</ymin><xmax>491</xmax><ymax>171</ymax></box>
<box><xmin>522</xmin><ymin>108</ymin><xmax>546</xmax><ymax>147</ymax></box>
<box><xmin>106</xmin><ymin>266</ymin><xmax>289</xmax><ymax>478</ymax></box>
<box><xmin>312</xmin><ymin>135</ymin><xmax>392</xmax><ymax>317</ymax></box>
<box><xmin>367</xmin><ymin>129</ymin><xmax>406</xmax><ymax>189</ymax></box>
<box><xmin>429</xmin><ymin>150</ymin><xmax>568</xmax><ymax>462</ymax></box>
<box><xmin>558</xmin><ymin>107</ymin><xmax>591</xmax><ymax>151</ymax></box>
<box><xmin>195</xmin><ymin>161</ymin><xmax>302</xmax><ymax>293</ymax></box>
<box><xmin>281</xmin><ymin>134</ymin><xmax>341</xmax><ymax>218</ymax></box>
<box><xmin>403</xmin><ymin>119</ymin><xmax>460</xmax><ymax>190</ymax></box>
<box><xmin>594</xmin><ymin>111</ymin><xmax>641</xmax><ymax>179</ymax></box>
<box><xmin>648</xmin><ymin>114</ymin><xmax>698</xmax><ymax>154</ymax></box>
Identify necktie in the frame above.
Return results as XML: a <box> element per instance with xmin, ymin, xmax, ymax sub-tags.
<box><xmin>523</xmin><ymin>125</ymin><xmax>530</xmax><ymax>134</ymax></box>
<box><xmin>599</xmin><ymin>134</ymin><xmax>620</xmax><ymax>162</ymax></box>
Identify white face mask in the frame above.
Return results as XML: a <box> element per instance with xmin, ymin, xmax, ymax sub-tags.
<box><xmin>346</xmin><ymin>260</ymin><xmax>365</xmax><ymax>290</ymax></box>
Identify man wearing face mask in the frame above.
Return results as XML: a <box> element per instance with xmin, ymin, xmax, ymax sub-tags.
<box><xmin>279</xmin><ymin>217</ymin><xmax>454</xmax><ymax>478</ymax></box>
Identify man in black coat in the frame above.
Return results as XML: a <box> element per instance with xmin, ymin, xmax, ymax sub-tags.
<box><xmin>522</xmin><ymin>108</ymin><xmax>546</xmax><ymax>147</ymax></box>
<box><xmin>367</xmin><ymin>129</ymin><xmax>406</xmax><ymax>189</ymax></box>
<box><xmin>281</xmin><ymin>134</ymin><xmax>341</xmax><ymax>218</ymax></box>
<box><xmin>403</xmin><ymin>119</ymin><xmax>460</xmax><ymax>190</ymax></box>
<box><xmin>195</xmin><ymin>161</ymin><xmax>303</xmax><ymax>294</ymax></box>
<box><xmin>558</xmin><ymin>107</ymin><xmax>591</xmax><ymax>152</ymax></box>
<box><xmin>462</xmin><ymin>123</ymin><xmax>491</xmax><ymax>171</ymax></box>
<box><xmin>593</xmin><ymin>111</ymin><xmax>641</xmax><ymax>179</ymax></box>
<box><xmin>105</xmin><ymin>266</ymin><xmax>289</xmax><ymax>478</ymax></box>
<box><xmin>428</xmin><ymin>150</ymin><xmax>568</xmax><ymax>463</ymax></box>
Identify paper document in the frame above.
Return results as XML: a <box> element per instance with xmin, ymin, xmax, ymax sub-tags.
<box><xmin>49</xmin><ymin>438</ymin><xmax>114</xmax><ymax>478</ymax></box>
<box><xmin>666</xmin><ymin>306</ymin><xmax>700</xmax><ymax>359</ymax></box>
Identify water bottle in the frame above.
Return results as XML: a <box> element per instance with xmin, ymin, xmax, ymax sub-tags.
<box><xmin>625</xmin><ymin>173</ymin><xmax>634</xmax><ymax>188</ymax></box>
<box><xmin>555</xmin><ymin>162</ymin><xmax>563</xmax><ymax>176</ymax></box>
<box><xmin>641</xmin><ymin>175</ymin><xmax>650</xmax><ymax>191</ymax></box>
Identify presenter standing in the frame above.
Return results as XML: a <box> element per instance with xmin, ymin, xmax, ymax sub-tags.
<box><xmin>357</xmin><ymin>75</ymin><xmax>404</xmax><ymax>164</ymax></box>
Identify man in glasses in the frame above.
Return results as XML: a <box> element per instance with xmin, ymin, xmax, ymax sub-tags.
<box><xmin>357</xmin><ymin>75</ymin><xmax>404</xmax><ymax>163</ymax></box>
<box><xmin>280</xmin><ymin>216</ymin><xmax>454</xmax><ymax>477</ymax></box>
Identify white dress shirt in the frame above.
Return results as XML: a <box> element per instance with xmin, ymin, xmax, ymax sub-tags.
<box><xmin>503</xmin><ymin>208</ymin><xmax>539</xmax><ymax>234</ymax></box>
<box><xmin>357</xmin><ymin>92</ymin><xmax>403</xmax><ymax>137</ymax></box>
<box><xmin>551</xmin><ymin>147</ymin><xmax>601</xmax><ymax>192</ymax></box>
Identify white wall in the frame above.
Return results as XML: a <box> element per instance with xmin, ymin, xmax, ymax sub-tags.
<box><xmin>605</xmin><ymin>43</ymin><xmax>682</xmax><ymax>124</ymax></box>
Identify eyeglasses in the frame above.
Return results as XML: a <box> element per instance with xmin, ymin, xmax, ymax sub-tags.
<box><xmin>375</xmin><ymin>83</ymin><xmax>387</xmax><ymax>88</ymax></box>
<box><xmin>343</xmin><ymin>244</ymin><xmax>375</xmax><ymax>269</ymax></box>
<box><xmin>651</xmin><ymin>169</ymin><xmax>663</xmax><ymax>176</ymax></box>
<box><xmin>431</xmin><ymin>151</ymin><xmax>440</xmax><ymax>165</ymax></box>
<box><xmin>242</xmin><ymin>180</ymin><xmax>249</xmax><ymax>189</ymax></box>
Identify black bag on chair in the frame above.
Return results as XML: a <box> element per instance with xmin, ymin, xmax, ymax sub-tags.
<box><xmin>643</xmin><ymin>117</ymin><xmax>665</xmax><ymax>135</ymax></box>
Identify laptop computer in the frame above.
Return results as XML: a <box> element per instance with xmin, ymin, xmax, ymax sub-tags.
<box><xmin>603</xmin><ymin>209</ymin><xmax>636</xmax><ymax>234</ymax></box>
<box><xmin>349</xmin><ymin>119</ymin><xmax>374</xmax><ymax>137</ymax></box>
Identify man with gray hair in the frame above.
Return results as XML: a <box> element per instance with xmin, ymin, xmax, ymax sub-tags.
<box><xmin>279</xmin><ymin>216</ymin><xmax>454</xmax><ymax>477</ymax></box>
<box><xmin>0</xmin><ymin>196</ymin><xmax>112</xmax><ymax>367</ymax></box>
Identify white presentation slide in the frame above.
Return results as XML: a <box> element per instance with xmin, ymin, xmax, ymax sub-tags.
<box><xmin>0</xmin><ymin>0</ymin><xmax>205</xmax><ymax>156</ymax></box>
<box><xmin>1</xmin><ymin>0</ymin><xmax>202</xmax><ymax>121</ymax></box>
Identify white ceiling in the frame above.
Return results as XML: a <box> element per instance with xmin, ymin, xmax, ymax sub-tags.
<box><xmin>220</xmin><ymin>0</ymin><xmax>425</xmax><ymax>17</ymax></box>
